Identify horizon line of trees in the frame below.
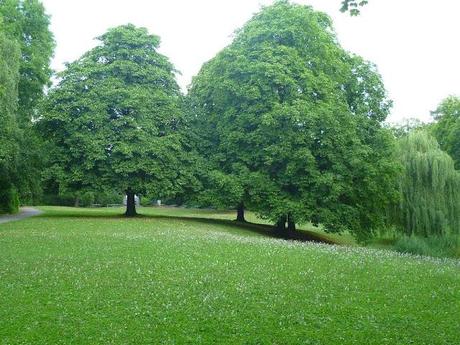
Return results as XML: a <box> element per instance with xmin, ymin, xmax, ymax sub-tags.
<box><xmin>1</xmin><ymin>0</ymin><xmax>459</xmax><ymax>243</ymax></box>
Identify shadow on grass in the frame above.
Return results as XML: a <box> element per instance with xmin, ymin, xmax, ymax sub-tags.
<box><xmin>37</xmin><ymin>209</ymin><xmax>338</xmax><ymax>245</ymax></box>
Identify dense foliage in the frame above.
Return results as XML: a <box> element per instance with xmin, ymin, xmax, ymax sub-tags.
<box><xmin>39</xmin><ymin>25</ymin><xmax>198</xmax><ymax>216</ymax></box>
<box><xmin>392</xmin><ymin>131</ymin><xmax>460</xmax><ymax>237</ymax></box>
<box><xmin>0</xmin><ymin>0</ymin><xmax>54</xmax><ymax>212</ymax></box>
<box><xmin>0</xmin><ymin>0</ymin><xmax>54</xmax><ymax>124</ymax></box>
<box><xmin>431</xmin><ymin>96</ymin><xmax>460</xmax><ymax>170</ymax></box>
<box><xmin>0</xmin><ymin>18</ymin><xmax>20</xmax><ymax>213</ymax></box>
<box><xmin>188</xmin><ymin>1</ymin><xmax>398</xmax><ymax>239</ymax></box>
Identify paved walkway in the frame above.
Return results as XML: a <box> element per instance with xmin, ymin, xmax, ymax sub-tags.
<box><xmin>0</xmin><ymin>207</ymin><xmax>42</xmax><ymax>224</ymax></box>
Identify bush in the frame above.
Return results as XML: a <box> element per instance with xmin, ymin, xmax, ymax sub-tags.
<box><xmin>0</xmin><ymin>187</ymin><xmax>19</xmax><ymax>214</ymax></box>
<box><xmin>41</xmin><ymin>193</ymin><xmax>75</xmax><ymax>206</ymax></box>
<box><xmin>140</xmin><ymin>197</ymin><xmax>153</xmax><ymax>207</ymax></box>
<box><xmin>79</xmin><ymin>192</ymin><xmax>95</xmax><ymax>207</ymax></box>
<box><xmin>95</xmin><ymin>191</ymin><xmax>123</xmax><ymax>206</ymax></box>
<box><xmin>394</xmin><ymin>235</ymin><xmax>460</xmax><ymax>258</ymax></box>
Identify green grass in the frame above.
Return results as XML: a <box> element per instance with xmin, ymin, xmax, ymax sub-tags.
<box><xmin>0</xmin><ymin>207</ymin><xmax>459</xmax><ymax>344</ymax></box>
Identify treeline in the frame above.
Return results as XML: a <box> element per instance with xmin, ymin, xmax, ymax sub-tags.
<box><xmin>1</xmin><ymin>1</ymin><xmax>459</xmax><ymax>248</ymax></box>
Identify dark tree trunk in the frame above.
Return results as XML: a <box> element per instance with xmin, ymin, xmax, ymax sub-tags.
<box><xmin>275</xmin><ymin>215</ymin><xmax>287</xmax><ymax>233</ymax></box>
<box><xmin>125</xmin><ymin>188</ymin><xmax>137</xmax><ymax>217</ymax></box>
<box><xmin>287</xmin><ymin>213</ymin><xmax>296</xmax><ymax>232</ymax></box>
<box><xmin>236</xmin><ymin>202</ymin><xmax>246</xmax><ymax>222</ymax></box>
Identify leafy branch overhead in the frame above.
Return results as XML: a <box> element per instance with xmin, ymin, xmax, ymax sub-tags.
<box><xmin>340</xmin><ymin>0</ymin><xmax>369</xmax><ymax>15</ymax></box>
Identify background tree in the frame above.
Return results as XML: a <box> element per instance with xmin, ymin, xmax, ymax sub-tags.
<box><xmin>391</xmin><ymin>131</ymin><xmax>460</xmax><ymax>237</ymax></box>
<box><xmin>39</xmin><ymin>24</ymin><xmax>196</xmax><ymax>216</ymax></box>
<box><xmin>0</xmin><ymin>0</ymin><xmax>54</xmax><ymax>207</ymax></box>
<box><xmin>388</xmin><ymin>118</ymin><xmax>428</xmax><ymax>138</ymax></box>
<box><xmin>431</xmin><ymin>96</ymin><xmax>460</xmax><ymax>169</ymax></box>
<box><xmin>188</xmin><ymin>1</ymin><xmax>398</xmax><ymax>239</ymax></box>
<box><xmin>0</xmin><ymin>16</ymin><xmax>20</xmax><ymax>213</ymax></box>
<box><xmin>0</xmin><ymin>0</ymin><xmax>54</xmax><ymax>124</ymax></box>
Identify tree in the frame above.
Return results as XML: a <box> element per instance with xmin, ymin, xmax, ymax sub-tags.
<box><xmin>188</xmin><ymin>1</ymin><xmax>398</xmax><ymax>239</ymax></box>
<box><xmin>0</xmin><ymin>17</ymin><xmax>20</xmax><ymax>213</ymax></box>
<box><xmin>391</xmin><ymin>131</ymin><xmax>460</xmax><ymax>237</ymax></box>
<box><xmin>0</xmin><ymin>0</ymin><xmax>54</xmax><ymax>124</ymax></box>
<box><xmin>39</xmin><ymin>24</ymin><xmax>194</xmax><ymax>216</ymax></box>
<box><xmin>431</xmin><ymin>96</ymin><xmax>460</xmax><ymax>169</ymax></box>
<box><xmin>388</xmin><ymin>118</ymin><xmax>428</xmax><ymax>138</ymax></box>
<box><xmin>0</xmin><ymin>0</ymin><xmax>54</xmax><ymax>208</ymax></box>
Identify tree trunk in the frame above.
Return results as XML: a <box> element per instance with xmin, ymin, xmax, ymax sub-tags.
<box><xmin>275</xmin><ymin>215</ymin><xmax>287</xmax><ymax>233</ymax></box>
<box><xmin>287</xmin><ymin>213</ymin><xmax>296</xmax><ymax>232</ymax></box>
<box><xmin>236</xmin><ymin>202</ymin><xmax>246</xmax><ymax>222</ymax></box>
<box><xmin>125</xmin><ymin>188</ymin><xmax>137</xmax><ymax>217</ymax></box>
<box><xmin>74</xmin><ymin>197</ymin><xmax>80</xmax><ymax>207</ymax></box>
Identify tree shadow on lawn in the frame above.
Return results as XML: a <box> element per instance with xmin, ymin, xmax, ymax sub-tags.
<box><xmin>37</xmin><ymin>209</ymin><xmax>337</xmax><ymax>245</ymax></box>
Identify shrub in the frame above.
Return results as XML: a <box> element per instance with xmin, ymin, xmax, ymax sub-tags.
<box><xmin>394</xmin><ymin>235</ymin><xmax>459</xmax><ymax>258</ymax></box>
<box><xmin>40</xmin><ymin>193</ymin><xmax>75</xmax><ymax>206</ymax></box>
<box><xmin>0</xmin><ymin>187</ymin><xmax>19</xmax><ymax>214</ymax></box>
<box><xmin>79</xmin><ymin>192</ymin><xmax>95</xmax><ymax>207</ymax></box>
<box><xmin>96</xmin><ymin>191</ymin><xmax>123</xmax><ymax>206</ymax></box>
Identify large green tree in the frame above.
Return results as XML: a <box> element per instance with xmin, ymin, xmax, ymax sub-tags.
<box><xmin>0</xmin><ymin>17</ymin><xmax>20</xmax><ymax>213</ymax></box>
<box><xmin>39</xmin><ymin>24</ymin><xmax>195</xmax><ymax>216</ymax></box>
<box><xmin>188</xmin><ymin>1</ymin><xmax>398</xmax><ymax>239</ymax></box>
<box><xmin>431</xmin><ymin>96</ymin><xmax>460</xmax><ymax>169</ymax></box>
<box><xmin>392</xmin><ymin>131</ymin><xmax>460</xmax><ymax>237</ymax></box>
<box><xmin>0</xmin><ymin>0</ymin><xmax>54</xmax><ymax>208</ymax></box>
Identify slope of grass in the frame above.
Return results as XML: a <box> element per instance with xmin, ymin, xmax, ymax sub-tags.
<box><xmin>0</xmin><ymin>207</ymin><xmax>459</xmax><ymax>344</ymax></box>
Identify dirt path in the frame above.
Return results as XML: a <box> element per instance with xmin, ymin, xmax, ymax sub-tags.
<box><xmin>0</xmin><ymin>207</ymin><xmax>42</xmax><ymax>224</ymax></box>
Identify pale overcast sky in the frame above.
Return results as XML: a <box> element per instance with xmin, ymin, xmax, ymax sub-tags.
<box><xmin>42</xmin><ymin>0</ymin><xmax>460</xmax><ymax>123</ymax></box>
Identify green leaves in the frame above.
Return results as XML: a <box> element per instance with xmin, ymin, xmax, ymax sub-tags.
<box><xmin>392</xmin><ymin>131</ymin><xmax>460</xmax><ymax>237</ymax></box>
<box><xmin>431</xmin><ymin>96</ymin><xmax>460</xmax><ymax>170</ymax></box>
<box><xmin>0</xmin><ymin>0</ymin><xmax>55</xmax><ymax>124</ymax></box>
<box><xmin>39</xmin><ymin>25</ymin><xmax>192</xmax><ymax>202</ymax></box>
<box><xmin>188</xmin><ymin>1</ymin><xmax>397</xmax><ymax>238</ymax></box>
<box><xmin>0</xmin><ymin>1</ymin><xmax>54</xmax><ymax>210</ymax></box>
<box><xmin>340</xmin><ymin>0</ymin><xmax>369</xmax><ymax>16</ymax></box>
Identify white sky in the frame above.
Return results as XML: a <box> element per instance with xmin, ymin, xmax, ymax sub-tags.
<box><xmin>42</xmin><ymin>0</ymin><xmax>460</xmax><ymax>123</ymax></box>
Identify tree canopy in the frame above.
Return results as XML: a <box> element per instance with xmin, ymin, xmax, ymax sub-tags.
<box><xmin>0</xmin><ymin>0</ymin><xmax>54</xmax><ymax>212</ymax></box>
<box><xmin>0</xmin><ymin>17</ymin><xmax>20</xmax><ymax>213</ymax></box>
<box><xmin>392</xmin><ymin>131</ymin><xmax>460</xmax><ymax>237</ymax></box>
<box><xmin>39</xmin><ymin>24</ymin><xmax>196</xmax><ymax>216</ymax></box>
<box><xmin>188</xmin><ymin>0</ymin><xmax>398</xmax><ymax>239</ymax></box>
<box><xmin>0</xmin><ymin>0</ymin><xmax>54</xmax><ymax>124</ymax></box>
<box><xmin>431</xmin><ymin>96</ymin><xmax>460</xmax><ymax>170</ymax></box>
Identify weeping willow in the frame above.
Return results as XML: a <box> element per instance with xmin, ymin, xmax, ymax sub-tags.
<box><xmin>393</xmin><ymin>131</ymin><xmax>460</xmax><ymax>237</ymax></box>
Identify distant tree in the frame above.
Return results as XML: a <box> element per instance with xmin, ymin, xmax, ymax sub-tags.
<box><xmin>392</xmin><ymin>131</ymin><xmax>460</xmax><ymax>237</ymax></box>
<box><xmin>431</xmin><ymin>96</ymin><xmax>460</xmax><ymax>169</ymax></box>
<box><xmin>188</xmin><ymin>1</ymin><xmax>398</xmax><ymax>239</ymax></box>
<box><xmin>388</xmin><ymin>118</ymin><xmax>428</xmax><ymax>138</ymax></box>
<box><xmin>39</xmin><ymin>25</ymin><xmax>195</xmax><ymax>216</ymax></box>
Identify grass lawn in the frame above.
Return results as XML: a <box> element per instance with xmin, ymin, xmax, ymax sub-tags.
<box><xmin>0</xmin><ymin>206</ymin><xmax>459</xmax><ymax>344</ymax></box>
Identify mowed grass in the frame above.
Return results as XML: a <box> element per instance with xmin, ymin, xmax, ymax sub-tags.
<box><xmin>0</xmin><ymin>207</ymin><xmax>459</xmax><ymax>344</ymax></box>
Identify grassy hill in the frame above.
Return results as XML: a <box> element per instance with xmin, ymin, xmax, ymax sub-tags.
<box><xmin>0</xmin><ymin>207</ymin><xmax>458</xmax><ymax>344</ymax></box>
